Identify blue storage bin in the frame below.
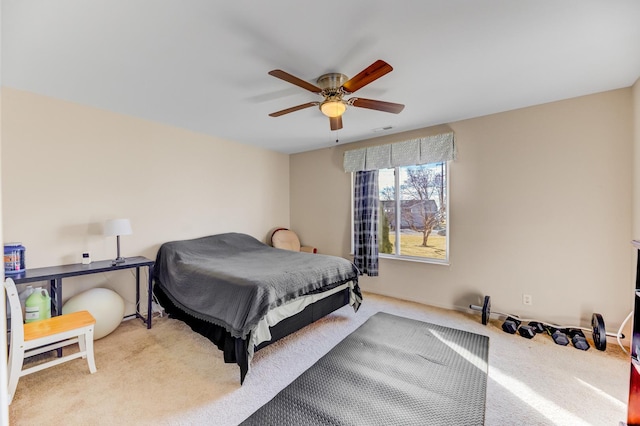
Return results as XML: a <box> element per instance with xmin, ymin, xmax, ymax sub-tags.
<box><xmin>4</xmin><ymin>243</ymin><xmax>26</xmax><ymax>274</ymax></box>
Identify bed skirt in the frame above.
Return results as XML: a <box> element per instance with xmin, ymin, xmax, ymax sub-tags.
<box><xmin>153</xmin><ymin>284</ymin><xmax>351</xmax><ymax>382</ymax></box>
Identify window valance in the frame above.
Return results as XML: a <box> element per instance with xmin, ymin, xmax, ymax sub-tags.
<box><xmin>343</xmin><ymin>132</ymin><xmax>455</xmax><ymax>172</ymax></box>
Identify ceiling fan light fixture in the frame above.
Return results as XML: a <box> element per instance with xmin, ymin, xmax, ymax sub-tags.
<box><xmin>320</xmin><ymin>100</ymin><xmax>346</xmax><ymax>118</ymax></box>
<box><xmin>268</xmin><ymin>61</ymin><xmax>403</xmax><ymax>131</ymax></box>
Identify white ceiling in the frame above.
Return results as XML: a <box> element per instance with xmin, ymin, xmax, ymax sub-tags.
<box><xmin>3</xmin><ymin>1</ymin><xmax>640</xmax><ymax>154</ymax></box>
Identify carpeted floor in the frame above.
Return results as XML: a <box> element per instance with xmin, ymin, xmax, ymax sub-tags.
<box><xmin>9</xmin><ymin>292</ymin><xmax>630</xmax><ymax>425</ymax></box>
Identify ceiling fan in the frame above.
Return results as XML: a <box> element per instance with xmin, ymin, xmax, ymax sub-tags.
<box><xmin>267</xmin><ymin>59</ymin><xmax>405</xmax><ymax>131</ymax></box>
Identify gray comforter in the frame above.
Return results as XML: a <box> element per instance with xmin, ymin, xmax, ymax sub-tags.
<box><xmin>154</xmin><ymin>232</ymin><xmax>361</xmax><ymax>339</ymax></box>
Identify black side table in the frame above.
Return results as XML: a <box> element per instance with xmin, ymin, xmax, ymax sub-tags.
<box><xmin>10</xmin><ymin>256</ymin><xmax>155</xmax><ymax>329</ymax></box>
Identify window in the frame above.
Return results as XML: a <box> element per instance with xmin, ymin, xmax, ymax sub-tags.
<box><xmin>344</xmin><ymin>132</ymin><xmax>455</xmax><ymax>270</ymax></box>
<box><xmin>378</xmin><ymin>162</ymin><xmax>448</xmax><ymax>263</ymax></box>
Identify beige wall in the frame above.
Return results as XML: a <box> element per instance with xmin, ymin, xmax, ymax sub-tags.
<box><xmin>1</xmin><ymin>88</ymin><xmax>290</xmax><ymax>313</ymax></box>
<box><xmin>291</xmin><ymin>88</ymin><xmax>634</xmax><ymax>328</ymax></box>
<box><xmin>1</xmin><ymin>85</ymin><xmax>636</xmax><ymax>330</ymax></box>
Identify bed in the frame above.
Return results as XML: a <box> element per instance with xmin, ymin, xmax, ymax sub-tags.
<box><xmin>152</xmin><ymin>232</ymin><xmax>362</xmax><ymax>383</ymax></box>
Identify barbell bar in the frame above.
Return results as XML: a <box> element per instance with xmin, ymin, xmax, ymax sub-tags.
<box><xmin>469</xmin><ymin>295</ymin><xmax>623</xmax><ymax>351</ymax></box>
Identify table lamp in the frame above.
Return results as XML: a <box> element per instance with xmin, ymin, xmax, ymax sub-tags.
<box><xmin>104</xmin><ymin>218</ymin><xmax>132</xmax><ymax>264</ymax></box>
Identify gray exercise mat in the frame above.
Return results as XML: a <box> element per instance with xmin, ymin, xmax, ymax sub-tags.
<box><xmin>241</xmin><ymin>312</ymin><xmax>489</xmax><ymax>425</ymax></box>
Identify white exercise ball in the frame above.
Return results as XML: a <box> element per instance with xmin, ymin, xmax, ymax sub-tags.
<box><xmin>62</xmin><ymin>288</ymin><xmax>125</xmax><ymax>339</ymax></box>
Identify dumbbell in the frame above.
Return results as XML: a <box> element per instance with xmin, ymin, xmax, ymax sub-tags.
<box><xmin>517</xmin><ymin>322</ymin><xmax>544</xmax><ymax>339</ymax></box>
<box><xmin>469</xmin><ymin>295</ymin><xmax>620</xmax><ymax>351</ymax></box>
<box><xmin>500</xmin><ymin>318</ymin><xmax>538</xmax><ymax>339</ymax></box>
<box><xmin>528</xmin><ymin>321</ymin><xmax>546</xmax><ymax>334</ymax></box>
<box><xmin>502</xmin><ymin>317</ymin><xmax>521</xmax><ymax>334</ymax></box>
<box><xmin>568</xmin><ymin>329</ymin><xmax>590</xmax><ymax>351</ymax></box>
<box><xmin>545</xmin><ymin>326</ymin><xmax>570</xmax><ymax>346</ymax></box>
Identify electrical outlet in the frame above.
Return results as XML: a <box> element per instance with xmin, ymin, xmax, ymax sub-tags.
<box><xmin>522</xmin><ymin>294</ymin><xmax>533</xmax><ymax>306</ymax></box>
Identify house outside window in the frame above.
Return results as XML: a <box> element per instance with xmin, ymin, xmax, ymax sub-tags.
<box><xmin>378</xmin><ymin>162</ymin><xmax>448</xmax><ymax>263</ymax></box>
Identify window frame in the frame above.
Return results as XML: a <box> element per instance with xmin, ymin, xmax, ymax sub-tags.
<box><xmin>351</xmin><ymin>161</ymin><xmax>450</xmax><ymax>266</ymax></box>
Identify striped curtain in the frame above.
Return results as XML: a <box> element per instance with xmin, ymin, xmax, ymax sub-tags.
<box><xmin>353</xmin><ymin>170</ymin><xmax>379</xmax><ymax>276</ymax></box>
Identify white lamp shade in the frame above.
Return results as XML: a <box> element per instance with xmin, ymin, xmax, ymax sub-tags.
<box><xmin>104</xmin><ymin>218</ymin><xmax>132</xmax><ymax>237</ymax></box>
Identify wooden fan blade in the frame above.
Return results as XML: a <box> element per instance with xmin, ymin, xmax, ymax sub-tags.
<box><xmin>350</xmin><ymin>97</ymin><xmax>405</xmax><ymax>114</ymax></box>
<box><xmin>269</xmin><ymin>102</ymin><xmax>318</xmax><ymax>117</ymax></box>
<box><xmin>268</xmin><ymin>70</ymin><xmax>322</xmax><ymax>93</ymax></box>
<box><xmin>341</xmin><ymin>60</ymin><xmax>393</xmax><ymax>94</ymax></box>
<box><xmin>330</xmin><ymin>115</ymin><xmax>343</xmax><ymax>131</ymax></box>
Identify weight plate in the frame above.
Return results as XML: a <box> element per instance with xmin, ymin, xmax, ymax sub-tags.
<box><xmin>482</xmin><ymin>295</ymin><xmax>491</xmax><ymax>325</ymax></box>
<box><xmin>591</xmin><ymin>313</ymin><xmax>606</xmax><ymax>351</ymax></box>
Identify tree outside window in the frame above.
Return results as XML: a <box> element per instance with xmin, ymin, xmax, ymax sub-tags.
<box><xmin>378</xmin><ymin>162</ymin><xmax>448</xmax><ymax>262</ymax></box>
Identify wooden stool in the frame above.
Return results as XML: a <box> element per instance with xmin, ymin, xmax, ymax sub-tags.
<box><xmin>5</xmin><ymin>278</ymin><xmax>97</xmax><ymax>404</ymax></box>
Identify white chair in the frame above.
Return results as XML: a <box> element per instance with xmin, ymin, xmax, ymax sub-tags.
<box><xmin>5</xmin><ymin>277</ymin><xmax>97</xmax><ymax>404</ymax></box>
